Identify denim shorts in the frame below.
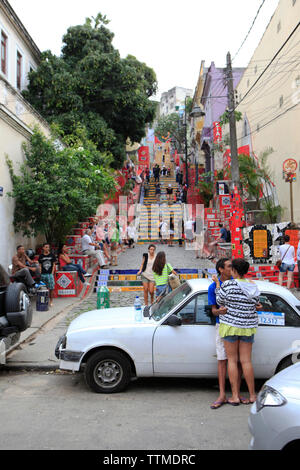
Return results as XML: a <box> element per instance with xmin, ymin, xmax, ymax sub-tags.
<box><xmin>279</xmin><ymin>263</ymin><xmax>295</xmax><ymax>273</ymax></box>
<box><xmin>223</xmin><ymin>335</ymin><xmax>255</xmax><ymax>344</ymax></box>
<box><xmin>156</xmin><ymin>284</ymin><xmax>169</xmax><ymax>297</ymax></box>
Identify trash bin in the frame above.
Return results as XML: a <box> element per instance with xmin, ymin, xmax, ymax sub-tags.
<box><xmin>36</xmin><ymin>289</ymin><xmax>49</xmax><ymax>312</ymax></box>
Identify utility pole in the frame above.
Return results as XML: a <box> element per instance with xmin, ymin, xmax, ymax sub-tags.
<box><xmin>226</xmin><ymin>51</ymin><xmax>240</xmax><ymax>190</ymax></box>
<box><xmin>226</xmin><ymin>51</ymin><xmax>244</xmax><ymax>259</ymax></box>
<box><xmin>184</xmin><ymin>96</ymin><xmax>189</xmax><ymax>188</ymax></box>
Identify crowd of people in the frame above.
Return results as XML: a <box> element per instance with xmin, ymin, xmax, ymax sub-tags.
<box><xmin>9</xmin><ymin>216</ymin><xmax>138</xmax><ymax>307</ymax></box>
<box><xmin>144</xmin><ymin>164</ymin><xmax>188</xmax><ymax>207</ymax></box>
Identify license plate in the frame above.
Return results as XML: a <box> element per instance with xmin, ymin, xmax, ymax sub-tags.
<box><xmin>258</xmin><ymin>311</ymin><xmax>285</xmax><ymax>326</ymax></box>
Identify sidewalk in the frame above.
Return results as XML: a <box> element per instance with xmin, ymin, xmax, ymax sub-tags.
<box><xmin>5</xmin><ymin>269</ymin><xmax>97</xmax><ymax>368</ymax></box>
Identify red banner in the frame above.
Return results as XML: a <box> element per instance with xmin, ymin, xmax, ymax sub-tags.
<box><xmin>213</xmin><ymin>122</ymin><xmax>222</xmax><ymax>144</ymax></box>
<box><xmin>138</xmin><ymin>146</ymin><xmax>150</xmax><ymax>167</ymax></box>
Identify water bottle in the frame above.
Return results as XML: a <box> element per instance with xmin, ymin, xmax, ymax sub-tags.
<box><xmin>134</xmin><ymin>296</ymin><xmax>143</xmax><ymax>322</ymax></box>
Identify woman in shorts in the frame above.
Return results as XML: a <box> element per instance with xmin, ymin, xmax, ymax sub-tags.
<box><xmin>137</xmin><ymin>245</ymin><xmax>157</xmax><ymax>306</ymax></box>
<box><xmin>215</xmin><ymin>259</ymin><xmax>261</xmax><ymax>405</ymax></box>
<box><xmin>278</xmin><ymin>234</ymin><xmax>295</xmax><ymax>289</ymax></box>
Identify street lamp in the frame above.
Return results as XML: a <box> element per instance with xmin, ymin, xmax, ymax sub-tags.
<box><xmin>190</xmin><ymin>105</ymin><xmax>205</xmax><ymax>119</ymax></box>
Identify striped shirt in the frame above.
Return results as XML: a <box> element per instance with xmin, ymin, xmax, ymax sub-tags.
<box><xmin>153</xmin><ymin>263</ymin><xmax>173</xmax><ymax>286</ymax></box>
<box><xmin>216</xmin><ymin>279</ymin><xmax>260</xmax><ymax>329</ymax></box>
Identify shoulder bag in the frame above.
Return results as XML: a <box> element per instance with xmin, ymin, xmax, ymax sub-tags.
<box><xmin>276</xmin><ymin>245</ymin><xmax>291</xmax><ymax>268</ymax></box>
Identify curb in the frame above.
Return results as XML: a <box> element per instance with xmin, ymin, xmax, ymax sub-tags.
<box><xmin>4</xmin><ymin>269</ymin><xmax>98</xmax><ymax>367</ymax></box>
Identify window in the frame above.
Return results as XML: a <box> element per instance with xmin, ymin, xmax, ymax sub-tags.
<box><xmin>258</xmin><ymin>293</ymin><xmax>300</xmax><ymax>327</ymax></box>
<box><xmin>279</xmin><ymin>95</ymin><xmax>284</xmax><ymax>108</ymax></box>
<box><xmin>1</xmin><ymin>31</ymin><xmax>7</xmax><ymax>75</ymax></box>
<box><xmin>16</xmin><ymin>51</ymin><xmax>22</xmax><ymax>90</ymax></box>
<box><xmin>175</xmin><ymin>293</ymin><xmax>215</xmax><ymax>325</ymax></box>
<box><xmin>277</xmin><ymin>21</ymin><xmax>281</xmax><ymax>33</ymax></box>
<box><xmin>178</xmin><ymin>297</ymin><xmax>196</xmax><ymax>325</ymax></box>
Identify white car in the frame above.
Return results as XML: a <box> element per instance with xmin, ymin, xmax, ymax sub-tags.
<box><xmin>249</xmin><ymin>362</ymin><xmax>300</xmax><ymax>450</ymax></box>
<box><xmin>55</xmin><ymin>279</ymin><xmax>300</xmax><ymax>393</ymax></box>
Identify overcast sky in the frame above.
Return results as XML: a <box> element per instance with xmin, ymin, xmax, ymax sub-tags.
<box><xmin>9</xmin><ymin>0</ymin><xmax>279</xmax><ymax>99</ymax></box>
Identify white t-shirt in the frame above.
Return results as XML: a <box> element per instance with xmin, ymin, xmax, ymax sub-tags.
<box><xmin>279</xmin><ymin>244</ymin><xmax>295</xmax><ymax>265</ymax></box>
<box><xmin>82</xmin><ymin>234</ymin><xmax>94</xmax><ymax>252</ymax></box>
<box><xmin>185</xmin><ymin>220</ymin><xmax>194</xmax><ymax>231</ymax></box>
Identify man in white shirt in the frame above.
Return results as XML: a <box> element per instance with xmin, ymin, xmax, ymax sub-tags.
<box><xmin>81</xmin><ymin>229</ymin><xmax>107</xmax><ymax>268</ymax></box>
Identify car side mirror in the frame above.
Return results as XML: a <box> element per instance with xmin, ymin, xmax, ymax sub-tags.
<box><xmin>164</xmin><ymin>314</ymin><xmax>182</xmax><ymax>326</ymax></box>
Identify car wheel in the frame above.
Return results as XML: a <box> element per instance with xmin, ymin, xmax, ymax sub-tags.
<box><xmin>5</xmin><ymin>283</ymin><xmax>32</xmax><ymax>331</ymax></box>
<box><xmin>5</xmin><ymin>283</ymin><xmax>30</xmax><ymax>313</ymax></box>
<box><xmin>84</xmin><ymin>350</ymin><xmax>131</xmax><ymax>394</ymax></box>
<box><xmin>276</xmin><ymin>356</ymin><xmax>293</xmax><ymax>373</ymax></box>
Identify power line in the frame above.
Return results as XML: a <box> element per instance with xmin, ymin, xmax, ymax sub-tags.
<box><xmin>237</xmin><ymin>100</ymin><xmax>300</xmax><ymax>142</ymax></box>
<box><xmin>232</xmin><ymin>0</ymin><xmax>267</xmax><ymax>62</ymax></box>
<box><xmin>236</xmin><ymin>21</ymin><xmax>300</xmax><ymax>110</ymax></box>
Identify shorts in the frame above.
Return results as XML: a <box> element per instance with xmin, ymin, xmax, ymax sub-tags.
<box><xmin>41</xmin><ymin>273</ymin><xmax>55</xmax><ymax>290</ymax></box>
<box><xmin>223</xmin><ymin>335</ymin><xmax>255</xmax><ymax>344</ymax></box>
<box><xmin>215</xmin><ymin>324</ymin><xmax>227</xmax><ymax>361</ymax></box>
<box><xmin>141</xmin><ymin>274</ymin><xmax>155</xmax><ymax>284</ymax></box>
<box><xmin>156</xmin><ymin>284</ymin><xmax>169</xmax><ymax>297</ymax></box>
<box><xmin>279</xmin><ymin>263</ymin><xmax>295</xmax><ymax>273</ymax></box>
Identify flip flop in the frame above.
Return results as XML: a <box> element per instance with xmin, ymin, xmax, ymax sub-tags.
<box><xmin>227</xmin><ymin>400</ymin><xmax>240</xmax><ymax>406</ymax></box>
<box><xmin>240</xmin><ymin>397</ymin><xmax>251</xmax><ymax>405</ymax></box>
<box><xmin>210</xmin><ymin>400</ymin><xmax>227</xmax><ymax>410</ymax></box>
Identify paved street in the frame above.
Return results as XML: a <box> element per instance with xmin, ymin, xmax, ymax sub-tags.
<box><xmin>0</xmin><ymin>369</ymin><xmax>255</xmax><ymax>450</ymax></box>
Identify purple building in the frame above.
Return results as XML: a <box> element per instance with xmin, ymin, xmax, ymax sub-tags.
<box><xmin>200</xmin><ymin>62</ymin><xmax>244</xmax><ymax>172</ymax></box>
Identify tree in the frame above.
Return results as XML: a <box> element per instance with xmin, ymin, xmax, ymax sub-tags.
<box><xmin>155</xmin><ymin>113</ymin><xmax>186</xmax><ymax>153</ymax></box>
<box><xmin>22</xmin><ymin>14</ymin><xmax>158</xmax><ymax>169</ymax></box>
<box><xmin>6</xmin><ymin>129</ymin><xmax>116</xmax><ymax>245</ymax></box>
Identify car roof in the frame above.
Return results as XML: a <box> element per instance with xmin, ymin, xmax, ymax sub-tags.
<box><xmin>187</xmin><ymin>278</ymin><xmax>300</xmax><ymax>305</ymax></box>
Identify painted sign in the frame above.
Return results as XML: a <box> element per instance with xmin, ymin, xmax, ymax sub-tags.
<box><xmin>253</xmin><ymin>229</ymin><xmax>268</xmax><ymax>259</ymax></box>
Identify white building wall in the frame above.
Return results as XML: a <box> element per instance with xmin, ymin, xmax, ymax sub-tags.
<box><xmin>0</xmin><ymin>2</ymin><xmax>50</xmax><ymax>269</ymax></box>
<box><xmin>235</xmin><ymin>0</ymin><xmax>300</xmax><ymax>221</ymax></box>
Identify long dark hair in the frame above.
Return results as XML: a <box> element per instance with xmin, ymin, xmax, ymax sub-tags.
<box><xmin>152</xmin><ymin>251</ymin><xmax>166</xmax><ymax>276</ymax></box>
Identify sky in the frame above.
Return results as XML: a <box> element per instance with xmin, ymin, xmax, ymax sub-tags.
<box><xmin>9</xmin><ymin>0</ymin><xmax>279</xmax><ymax>100</ymax></box>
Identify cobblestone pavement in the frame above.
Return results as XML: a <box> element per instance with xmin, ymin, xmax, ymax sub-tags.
<box><xmin>113</xmin><ymin>241</ymin><xmax>213</xmax><ymax>271</ymax></box>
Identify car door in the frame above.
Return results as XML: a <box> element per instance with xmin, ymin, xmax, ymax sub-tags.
<box><xmin>152</xmin><ymin>292</ymin><xmax>217</xmax><ymax>376</ymax></box>
<box><xmin>253</xmin><ymin>292</ymin><xmax>300</xmax><ymax>377</ymax></box>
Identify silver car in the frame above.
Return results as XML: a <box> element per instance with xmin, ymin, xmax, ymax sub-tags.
<box><xmin>249</xmin><ymin>362</ymin><xmax>300</xmax><ymax>450</ymax></box>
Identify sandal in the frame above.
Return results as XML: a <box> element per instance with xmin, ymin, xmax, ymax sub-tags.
<box><xmin>210</xmin><ymin>399</ymin><xmax>227</xmax><ymax>410</ymax></box>
<box><xmin>227</xmin><ymin>399</ymin><xmax>240</xmax><ymax>406</ymax></box>
<box><xmin>240</xmin><ymin>397</ymin><xmax>251</xmax><ymax>405</ymax></box>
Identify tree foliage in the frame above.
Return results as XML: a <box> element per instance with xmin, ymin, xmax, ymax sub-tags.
<box><xmin>6</xmin><ymin>129</ymin><xmax>117</xmax><ymax>244</ymax></box>
<box><xmin>23</xmin><ymin>14</ymin><xmax>158</xmax><ymax>169</ymax></box>
<box><xmin>155</xmin><ymin>113</ymin><xmax>186</xmax><ymax>153</ymax></box>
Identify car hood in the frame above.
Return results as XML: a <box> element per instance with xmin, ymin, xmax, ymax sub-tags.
<box><xmin>267</xmin><ymin>362</ymin><xmax>300</xmax><ymax>401</ymax></box>
<box><xmin>67</xmin><ymin>307</ymin><xmax>148</xmax><ymax>333</ymax></box>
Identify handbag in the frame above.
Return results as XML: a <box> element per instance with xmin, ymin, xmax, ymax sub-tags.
<box><xmin>276</xmin><ymin>245</ymin><xmax>291</xmax><ymax>268</ymax></box>
<box><xmin>167</xmin><ymin>264</ymin><xmax>180</xmax><ymax>290</ymax></box>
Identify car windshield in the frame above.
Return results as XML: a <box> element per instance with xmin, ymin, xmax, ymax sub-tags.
<box><xmin>150</xmin><ymin>283</ymin><xmax>192</xmax><ymax>321</ymax></box>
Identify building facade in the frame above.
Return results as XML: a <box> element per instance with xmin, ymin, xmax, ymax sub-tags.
<box><xmin>0</xmin><ymin>0</ymin><xmax>51</xmax><ymax>268</ymax></box>
<box><xmin>200</xmin><ymin>62</ymin><xmax>244</xmax><ymax>173</ymax></box>
<box><xmin>160</xmin><ymin>86</ymin><xmax>193</xmax><ymax>117</ymax></box>
<box><xmin>235</xmin><ymin>0</ymin><xmax>300</xmax><ymax>221</ymax></box>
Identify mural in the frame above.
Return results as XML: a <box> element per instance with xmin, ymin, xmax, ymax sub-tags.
<box><xmin>242</xmin><ymin>222</ymin><xmax>298</xmax><ymax>264</ymax></box>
